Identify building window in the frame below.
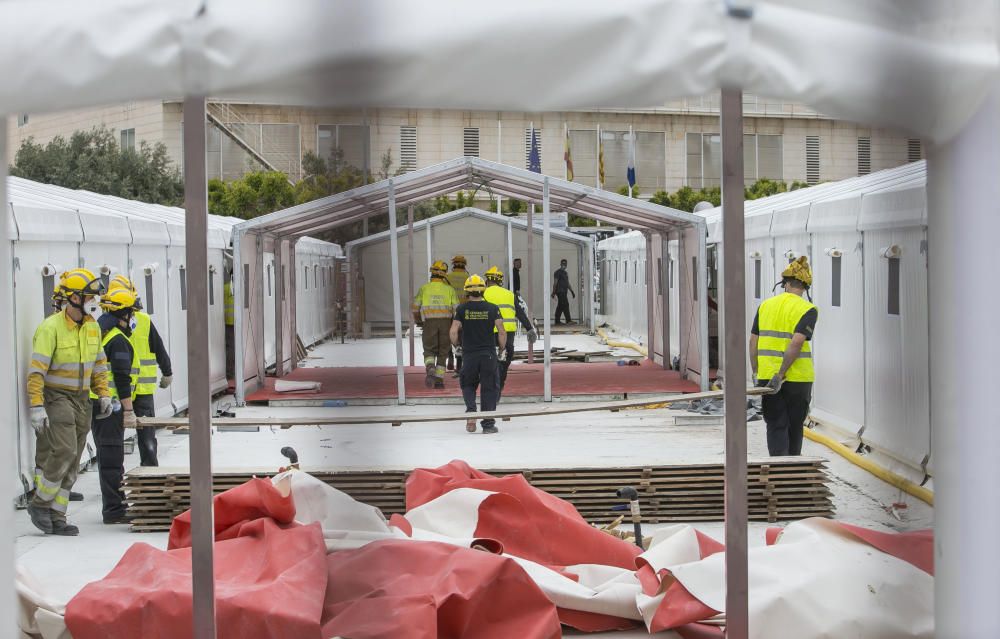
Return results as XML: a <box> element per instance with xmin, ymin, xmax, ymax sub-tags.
<box><xmin>753</xmin><ymin>258</ymin><xmax>761</xmax><ymax>300</ymax></box>
<box><xmin>831</xmin><ymin>255</ymin><xmax>842</xmax><ymax>307</ymax></box>
<box><xmin>524</xmin><ymin>128</ymin><xmax>542</xmax><ymax>170</ymax></box>
<box><xmin>317</xmin><ymin>124</ymin><xmax>370</xmax><ymax>174</ymax></box>
<box><xmin>806</xmin><ymin>136</ymin><xmax>820</xmax><ymax>185</ymax></box>
<box><xmin>688</xmin><ymin>133</ymin><xmax>782</xmax><ymax>188</ymax></box>
<box><xmin>17</xmin><ymin>114</ymin><xmax>29</xmax><ymax>127</ymax></box>
<box><xmin>399</xmin><ymin>125</ymin><xmax>417</xmax><ymax>172</ymax></box>
<box><xmin>463</xmin><ymin>127</ymin><xmax>480</xmax><ymax>158</ymax></box>
<box><xmin>569</xmin><ymin>130</ymin><xmax>599</xmax><ymax>186</ymax></box>
<box><xmin>907</xmin><ymin>138</ymin><xmax>923</xmax><ymax>163</ymax></box>
<box><xmin>887</xmin><ymin>257</ymin><xmax>900</xmax><ymax>316</ymax></box>
<box><xmin>42</xmin><ymin>273</ymin><xmax>55</xmax><ymax>317</ymax></box>
<box><xmin>314</xmin><ymin>265</ymin><xmax>319</xmax><ymax>288</ymax></box>
<box><xmin>601</xmin><ymin>130</ymin><xmax>666</xmax><ymax>192</ymax></box>
<box><xmin>144</xmin><ymin>273</ymin><xmax>155</xmax><ymax>314</ymax></box>
<box><xmin>857</xmin><ymin>137</ymin><xmax>871</xmax><ymax>176</ymax></box>
<box><xmin>304</xmin><ymin>265</ymin><xmax>309</xmax><ymax>290</ymax></box>
<box><xmin>121</xmin><ymin>128</ymin><xmax>136</xmax><ymax>152</ymax></box>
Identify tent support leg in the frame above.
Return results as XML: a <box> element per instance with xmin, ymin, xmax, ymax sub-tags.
<box><xmin>387</xmin><ymin>183</ymin><xmax>406</xmax><ymax>405</ymax></box>
<box><xmin>542</xmin><ymin>179</ymin><xmax>552</xmax><ymax>402</ymax></box>
<box><xmin>408</xmin><ymin>206</ymin><xmax>415</xmax><ymax>367</ymax></box>
<box><xmin>0</xmin><ymin>117</ymin><xmax>17</xmax><ymax>630</ymax></box>
<box><xmin>645</xmin><ymin>233</ymin><xmax>655</xmax><ymax>363</ymax></box>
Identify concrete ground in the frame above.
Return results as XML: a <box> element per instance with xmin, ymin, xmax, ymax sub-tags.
<box><xmin>14</xmin><ymin>332</ymin><xmax>932</xmax><ymax>634</ymax></box>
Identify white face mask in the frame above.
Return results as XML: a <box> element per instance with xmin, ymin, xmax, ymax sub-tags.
<box><xmin>84</xmin><ymin>299</ymin><xmax>100</xmax><ymax>317</ymax></box>
<box><xmin>128</xmin><ymin>316</ymin><xmax>138</xmax><ymax>331</ymax></box>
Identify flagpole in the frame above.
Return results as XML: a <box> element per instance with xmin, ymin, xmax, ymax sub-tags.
<box><xmin>596</xmin><ymin>123</ymin><xmax>602</xmax><ymax>227</ymax></box>
<box><xmin>497</xmin><ymin>117</ymin><xmax>502</xmax><ymax>213</ymax></box>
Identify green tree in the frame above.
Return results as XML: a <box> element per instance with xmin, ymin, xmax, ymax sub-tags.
<box><xmin>207</xmin><ymin>171</ymin><xmax>295</xmax><ymax>219</ymax></box>
<box><xmin>9</xmin><ymin>126</ymin><xmax>184</xmax><ymax>205</ymax></box>
<box><xmin>616</xmin><ymin>185</ymin><xmax>641</xmax><ymax>198</ymax></box>
<box><xmin>649</xmin><ymin>190</ymin><xmax>672</xmax><ymax>207</ymax></box>
<box><xmin>745</xmin><ymin>178</ymin><xmax>787</xmax><ymax>200</ymax></box>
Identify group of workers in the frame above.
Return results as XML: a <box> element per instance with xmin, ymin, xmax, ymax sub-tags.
<box><xmin>413</xmin><ymin>255</ymin><xmax>536</xmax><ymax>433</ymax></box>
<box><xmin>26</xmin><ymin>268</ymin><xmax>172</xmax><ymax>535</ymax></box>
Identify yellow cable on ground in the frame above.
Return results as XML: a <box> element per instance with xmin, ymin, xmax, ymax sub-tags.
<box><xmin>596</xmin><ymin>327</ymin><xmax>648</xmax><ymax>357</ymax></box>
<box><xmin>803</xmin><ymin>426</ymin><xmax>934</xmax><ymax>506</ymax></box>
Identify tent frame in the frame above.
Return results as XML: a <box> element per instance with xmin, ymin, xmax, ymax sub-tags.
<box><xmin>232</xmin><ymin>157</ymin><xmax>710</xmax><ymax>407</ymax></box>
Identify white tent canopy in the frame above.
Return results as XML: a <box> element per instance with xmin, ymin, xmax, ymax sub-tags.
<box><xmin>0</xmin><ymin>1</ymin><xmax>995</xmax><ymax>143</ymax></box>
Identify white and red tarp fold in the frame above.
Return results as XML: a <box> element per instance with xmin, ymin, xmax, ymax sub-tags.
<box><xmin>48</xmin><ymin>461</ymin><xmax>933</xmax><ymax>639</ymax></box>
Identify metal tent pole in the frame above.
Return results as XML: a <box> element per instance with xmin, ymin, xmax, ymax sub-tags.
<box><xmin>506</xmin><ymin>219</ymin><xmax>514</xmax><ymax>292</ymax></box>
<box><xmin>720</xmin><ymin>88</ymin><xmax>748</xmax><ymax>639</ymax></box>
<box><xmin>0</xmin><ymin>118</ymin><xmax>17</xmax><ymax>630</ymax></box>
<box><xmin>698</xmin><ymin>226</ymin><xmax>710</xmax><ymax>391</ymax></box>
<box><xmin>232</xmin><ymin>229</ymin><xmax>245</xmax><ymax>403</ymax></box>
<box><xmin>182</xmin><ymin>96</ymin><xmax>217</xmax><ymax>639</ymax></box>
<box><xmin>274</xmin><ymin>239</ymin><xmax>284</xmax><ymax>376</ymax></box>
<box><xmin>645</xmin><ymin>233</ymin><xmax>655</xmax><ymax>363</ymax></box>
<box><xmin>387</xmin><ymin>181</ymin><xmax>406</xmax><ymax>404</ymax></box>
<box><xmin>526</xmin><ymin>203</ymin><xmax>535</xmax><ymax>363</ymax></box>
<box><xmin>408</xmin><ymin>205</ymin><xmax>415</xmax><ymax>367</ymax></box>
<box><xmin>254</xmin><ymin>234</ymin><xmax>265</xmax><ymax>382</ymax></box>
<box><xmin>661</xmin><ymin>233</ymin><xmax>672</xmax><ymax>370</ymax></box>
<box><xmin>288</xmin><ymin>242</ymin><xmax>298</xmax><ymax>370</ymax></box>
<box><xmin>927</xmin><ymin>85</ymin><xmax>1000</xmax><ymax>637</ymax></box>
<box><xmin>542</xmin><ymin>178</ymin><xmax>552</xmax><ymax>401</ymax></box>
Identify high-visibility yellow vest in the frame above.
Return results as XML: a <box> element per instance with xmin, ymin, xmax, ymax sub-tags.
<box><xmin>223</xmin><ymin>281</ymin><xmax>235</xmax><ymax>326</ymax></box>
<box><xmin>484</xmin><ymin>285</ymin><xmax>517</xmax><ymax>333</ymax></box>
<box><xmin>446</xmin><ymin>269</ymin><xmax>469</xmax><ymax>304</ymax></box>
<box><xmin>756</xmin><ymin>292</ymin><xmax>816</xmax><ymax>382</ymax></box>
<box><xmin>27</xmin><ymin>311</ymin><xmax>109</xmax><ymax>405</ymax></box>
<box><xmin>90</xmin><ymin>327</ymin><xmax>139</xmax><ymax>401</ymax></box>
<box><xmin>132</xmin><ymin>311</ymin><xmax>159</xmax><ymax>395</ymax></box>
<box><xmin>412</xmin><ymin>279</ymin><xmax>458</xmax><ymax>321</ymax></box>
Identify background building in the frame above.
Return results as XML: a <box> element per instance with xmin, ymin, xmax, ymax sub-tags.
<box><xmin>8</xmin><ymin>95</ymin><xmax>924</xmax><ymax>195</ymax></box>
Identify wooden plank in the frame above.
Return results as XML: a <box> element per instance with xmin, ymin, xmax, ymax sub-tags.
<box><xmin>138</xmin><ymin>387</ymin><xmax>772</xmax><ymax>429</ymax></box>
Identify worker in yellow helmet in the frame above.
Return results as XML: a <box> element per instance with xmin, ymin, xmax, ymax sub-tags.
<box><xmin>90</xmin><ymin>286</ymin><xmax>141</xmax><ymax>524</ymax></box>
<box><xmin>484</xmin><ymin>266</ymin><xmax>537</xmax><ymax>401</ymax></box>
<box><xmin>749</xmin><ymin>256</ymin><xmax>818</xmax><ymax>456</ymax></box>
<box><xmin>108</xmin><ymin>275</ymin><xmax>172</xmax><ymax>466</ymax></box>
<box><xmin>450</xmin><ymin>275</ymin><xmax>506</xmax><ymax>434</ymax></box>
<box><xmin>445</xmin><ymin>255</ymin><xmax>469</xmax><ymax>373</ymax></box>
<box><xmin>412</xmin><ymin>260</ymin><xmax>459</xmax><ymax>389</ymax></box>
<box><xmin>26</xmin><ymin>268</ymin><xmax>112</xmax><ymax>535</ymax></box>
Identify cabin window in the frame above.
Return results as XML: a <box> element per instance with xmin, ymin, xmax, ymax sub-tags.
<box><xmin>42</xmin><ymin>273</ymin><xmax>56</xmax><ymax>317</ymax></box>
<box><xmin>887</xmin><ymin>257</ymin><xmax>900</xmax><ymax>316</ymax></box>
<box><xmin>144</xmin><ymin>273</ymin><xmax>155</xmax><ymax>314</ymax></box>
<box><xmin>831</xmin><ymin>256</ymin><xmax>842</xmax><ymax>307</ymax></box>
<box><xmin>179</xmin><ymin>266</ymin><xmax>188</xmax><ymax>311</ymax></box>
<box><xmin>753</xmin><ymin>258</ymin><xmax>762</xmax><ymax>300</ymax></box>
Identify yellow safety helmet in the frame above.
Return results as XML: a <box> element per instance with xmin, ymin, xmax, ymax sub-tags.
<box><xmin>484</xmin><ymin>266</ymin><xmax>504</xmax><ymax>284</ymax></box>
<box><xmin>781</xmin><ymin>256</ymin><xmax>812</xmax><ymax>287</ymax></box>
<box><xmin>54</xmin><ymin>268</ymin><xmax>103</xmax><ymax>300</ymax></box>
<box><xmin>100</xmin><ymin>287</ymin><xmax>138</xmax><ymax>313</ymax></box>
<box><xmin>108</xmin><ymin>274</ymin><xmax>136</xmax><ymax>294</ymax></box>
<box><xmin>430</xmin><ymin>260</ymin><xmax>449</xmax><ymax>277</ymax></box>
<box><xmin>463</xmin><ymin>274</ymin><xmax>486</xmax><ymax>293</ymax></box>
<box><xmin>452</xmin><ymin>255</ymin><xmax>467</xmax><ymax>268</ymax></box>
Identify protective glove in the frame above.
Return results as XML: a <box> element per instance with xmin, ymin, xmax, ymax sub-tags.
<box><xmin>454</xmin><ymin>345</ymin><xmax>463</xmax><ymax>357</ymax></box>
<box><xmin>29</xmin><ymin>406</ymin><xmax>49</xmax><ymax>434</ymax></box>
<box><xmin>526</xmin><ymin>329</ymin><xmax>537</xmax><ymax>344</ymax></box>
<box><xmin>765</xmin><ymin>376</ymin><xmax>784</xmax><ymax>394</ymax></box>
<box><xmin>498</xmin><ymin>347</ymin><xmax>508</xmax><ymax>362</ymax></box>
<box><xmin>159</xmin><ymin>374</ymin><xmax>173</xmax><ymax>389</ymax></box>
<box><xmin>122</xmin><ymin>410</ymin><xmax>138</xmax><ymax>430</ymax></box>
<box><xmin>96</xmin><ymin>396</ymin><xmax>114</xmax><ymax>419</ymax></box>
<box><xmin>111</xmin><ymin>398</ymin><xmax>122</xmax><ymax>413</ymax></box>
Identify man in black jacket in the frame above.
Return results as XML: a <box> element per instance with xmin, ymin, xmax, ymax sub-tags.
<box><xmin>450</xmin><ymin>275</ymin><xmax>506</xmax><ymax>434</ymax></box>
<box><xmin>92</xmin><ymin>287</ymin><xmax>141</xmax><ymax>525</ymax></box>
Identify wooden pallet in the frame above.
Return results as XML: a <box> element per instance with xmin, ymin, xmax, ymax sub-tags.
<box><xmin>123</xmin><ymin>459</ymin><xmax>833</xmax><ymax>532</ymax></box>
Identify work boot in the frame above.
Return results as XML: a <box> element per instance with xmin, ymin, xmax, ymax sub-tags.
<box><xmin>26</xmin><ymin>503</ymin><xmax>53</xmax><ymax>534</ymax></box>
<box><xmin>466</xmin><ymin>419</ymin><xmax>477</xmax><ymax>433</ymax></box>
<box><xmin>103</xmin><ymin>512</ymin><xmax>133</xmax><ymax>525</ymax></box>
<box><xmin>481</xmin><ymin>424</ymin><xmax>499</xmax><ymax>435</ymax></box>
<box><xmin>50</xmin><ymin>520</ymin><xmax>79</xmax><ymax>536</ymax></box>
<box><xmin>433</xmin><ymin>380</ymin><xmax>445</xmax><ymax>390</ymax></box>
<box><xmin>69</xmin><ymin>491</ymin><xmax>84</xmax><ymax>502</ymax></box>
<box><xmin>424</xmin><ymin>365</ymin><xmax>435</xmax><ymax>388</ymax></box>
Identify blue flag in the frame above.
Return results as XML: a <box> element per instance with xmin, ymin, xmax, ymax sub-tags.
<box><xmin>528</xmin><ymin>128</ymin><xmax>541</xmax><ymax>173</ymax></box>
<box><xmin>626</xmin><ymin>129</ymin><xmax>636</xmax><ymax>189</ymax></box>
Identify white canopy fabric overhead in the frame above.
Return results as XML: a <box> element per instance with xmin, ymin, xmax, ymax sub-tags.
<box><xmin>0</xmin><ymin>0</ymin><xmax>996</xmax><ymax>143</ymax></box>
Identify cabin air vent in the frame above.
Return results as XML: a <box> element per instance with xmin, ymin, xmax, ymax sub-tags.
<box><xmin>880</xmin><ymin>245</ymin><xmax>902</xmax><ymax>259</ymax></box>
<box><xmin>142</xmin><ymin>263</ymin><xmax>158</xmax><ymax>276</ymax></box>
<box><xmin>824</xmin><ymin>247</ymin><xmax>843</xmax><ymax>258</ymax></box>
<box><xmin>783</xmin><ymin>250</ymin><xmax>798</xmax><ymax>263</ymax></box>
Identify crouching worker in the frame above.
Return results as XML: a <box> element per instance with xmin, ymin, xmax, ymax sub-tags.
<box><xmin>92</xmin><ymin>287</ymin><xmax>141</xmax><ymax>525</ymax></box>
<box><xmin>451</xmin><ymin>275</ymin><xmax>506</xmax><ymax>434</ymax></box>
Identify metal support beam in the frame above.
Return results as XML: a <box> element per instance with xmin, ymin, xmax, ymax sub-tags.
<box><xmin>274</xmin><ymin>239</ymin><xmax>284</xmax><ymax>377</ymax></box>
<box><xmin>720</xmin><ymin>88</ymin><xmax>748</xmax><ymax>639</ymax></box>
<box><xmin>426</xmin><ymin>220</ymin><xmax>433</xmax><ymax>272</ymax></box>
<box><xmin>254</xmin><ymin>233</ymin><xmax>265</xmax><ymax>383</ymax></box>
<box><xmin>542</xmin><ymin>179</ymin><xmax>552</xmax><ymax>402</ymax></box>
<box><xmin>645</xmin><ymin>233</ymin><xmax>655</xmax><ymax>364</ymax></box>
<box><xmin>697</xmin><ymin>226</ymin><xmax>709</xmax><ymax>391</ymax></box>
<box><xmin>588</xmin><ymin>237</ymin><xmax>597</xmax><ymax>334</ymax></box>
<box><xmin>506</xmin><ymin>219</ymin><xmax>514</xmax><ymax>293</ymax></box>
<box><xmin>232</xmin><ymin>229</ymin><xmax>245</xmax><ymax>404</ymax></box>
<box><xmin>661</xmin><ymin>234</ymin><xmax>672</xmax><ymax>370</ymax></box>
<box><xmin>182</xmin><ymin>96</ymin><xmax>217</xmax><ymax>639</ymax></box>
<box><xmin>927</xmin><ymin>84</ymin><xmax>1000</xmax><ymax>637</ymax></box>
<box><xmin>407</xmin><ymin>205</ymin><xmax>415</xmax><ymax>367</ymax></box>
<box><xmin>387</xmin><ymin>181</ymin><xmax>406</xmax><ymax>405</ymax></box>
<box><xmin>526</xmin><ymin>204</ymin><xmax>534</xmax><ymax>363</ymax></box>
<box><xmin>0</xmin><ymin>117</ymin><xmax>17</xmax><ymax>632</ymax></box>
<box><xmin>288</xmin><ymin>243</ymin><xmax>298</xmax><ymax>370</ymax></box>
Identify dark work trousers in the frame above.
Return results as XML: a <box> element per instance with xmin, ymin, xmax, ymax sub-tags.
<box><xmin>91</xmin><ymin>401</ymin><xmax>127</xmax><ymax>521</ymax></box>
<box><xmin>495</xmin><ymin>332</ymin><xmax>515</xmax><ymax>402</ymax></box>
<box><xmin>132</xmin><ymin>394</ymin><xmax>158</xmax><ymax>466</ymax></box>
<box><xmin>460</xmin><ymin>350</ymin><xmax>499</xmax><ymax>427</ymax></box>
<box><xmin>554</xmin><ymin>293</ymin><xmax>572</xmax><ymax>324</ymax></box>
<box><xmin>759</xmin><ymin>380</ymin><xmax>813</xmax><ymax>456</ymax></box>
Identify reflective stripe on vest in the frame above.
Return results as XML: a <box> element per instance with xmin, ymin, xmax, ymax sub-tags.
<box><xmin>484</xmin><ymin>285</ymin><xmax>517</xmax><ymax>333</ymax></box>
<box><xmin>224</xmin><ymin>281</ymin><xmax>235</xmax><ymax>326</ymax></box>
<box><xmin>29</xmin><ymin>312</ymin><xmax>104</xmax><ymax>395</ymax></box>
<box><xmin>90</xmin><ymin>326</ymin><xmax>139</xmax><ymax>400</ymax></box>
<box><xmin>132</xmin><ymin>311</ymin><xmax>159</xmax><ymax>395</ymax></box>
<box><xmin>756</xmin><ymin>292</ymin><xmax>816</xmax><ymax>382</ymax></box>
